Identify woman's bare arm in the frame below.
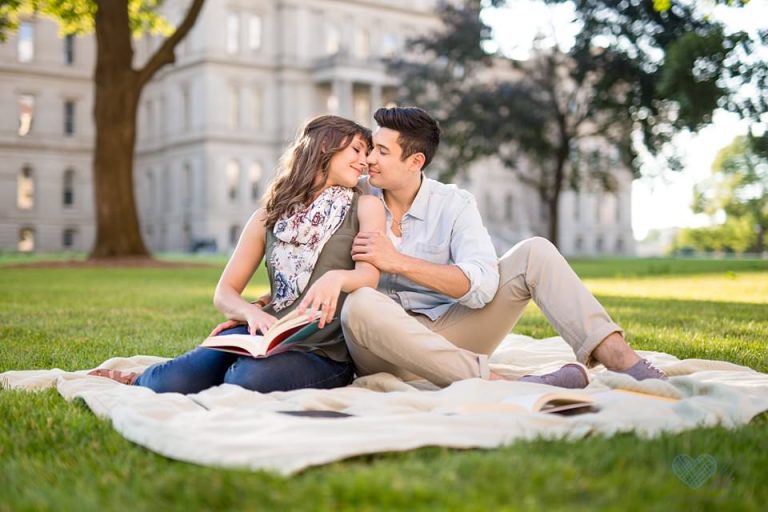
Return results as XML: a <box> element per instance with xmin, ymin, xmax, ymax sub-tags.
<box><xmin>213</xmin><ymin>208</ymin><xmax>278</xmax><ymax>334</ymax></box>
<box><xmin>298</xmin><ymin>195</ymin><xmax>386</xmax><ymax>326</ymax></box>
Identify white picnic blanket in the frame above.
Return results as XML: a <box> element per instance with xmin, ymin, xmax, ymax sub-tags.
<box><xmin>3</xmin><ymin>334</ymin><xmax>768</xmax><ymax>475</ymax></box>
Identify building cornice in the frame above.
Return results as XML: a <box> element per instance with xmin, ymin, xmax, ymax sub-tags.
<box><xmin>0</xmin><ymin>138</ymin><xmax>93</xmax><ymax>154</ymax></box>
<box><xmin>0</xmin><ymin>65</ymin><xmax>92</xmax><ymax>82</ymax></box>
<box><xmin>277</xmin><ymin>0</ymin><xmax>438</xmax><ymax>17</ymax></box>
<box><xmin>135</xmin><ymin>133</ymin><xmax>283</xmax><ymax>157</ymax></box>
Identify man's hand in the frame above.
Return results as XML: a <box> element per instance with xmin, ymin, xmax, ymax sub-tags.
<box><xmin>351</xmin><ymin>231</ymin><xmax>403</xmax><ymax>274</ymax></box>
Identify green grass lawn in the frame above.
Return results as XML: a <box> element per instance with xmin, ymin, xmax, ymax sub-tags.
<box><xmin>1</xmin><ymin>258</ymin><xmax>767</xmax><ymax>511</ymax></box>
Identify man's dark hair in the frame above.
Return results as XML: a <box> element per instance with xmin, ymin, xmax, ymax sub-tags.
<box><xmin>373</xmin><ymin>107</ymin><xmax>441</xmax><ymax>170</ymax></box>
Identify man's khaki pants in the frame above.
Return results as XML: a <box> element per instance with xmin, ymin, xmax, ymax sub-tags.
<box><xmin>340</xmin><ymin>237</ymin><xmax>623</xmax><ymax>387</ymax></box>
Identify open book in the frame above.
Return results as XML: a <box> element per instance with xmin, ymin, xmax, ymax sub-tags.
<box><xmin>456</xmin><ymin>390</ymin><xmax>598</xmax><ymax>415</ymax></box>
<box><xmin>200</xmin><ymin>309</ymin><xmax>325</xmax><ymax>358</ymax></box>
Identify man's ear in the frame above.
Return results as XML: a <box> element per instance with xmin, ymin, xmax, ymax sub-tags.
<box><xmin>408</xmin><ymin>152</ymin><xmax>426</xmax><ymax>173</ymax></box>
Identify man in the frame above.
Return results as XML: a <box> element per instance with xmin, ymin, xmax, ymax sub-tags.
<box><xmin>343</xmin><ymin>106</ymin><xmax>666</xmax><ymax>388</ymax></box>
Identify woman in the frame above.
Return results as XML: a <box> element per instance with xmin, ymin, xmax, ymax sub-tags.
<box><xmin>89</xmin><ymin>115</ymin><xmax>386</xmax><ymax>394</ymax></box>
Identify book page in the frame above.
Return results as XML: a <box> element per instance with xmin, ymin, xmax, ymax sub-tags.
<box><xmin>200</xmin><ymin>334</ymin><xmax>270</xmax><ymax>357</ymax></box>
<box><xmin>263</xmin><ymin>310</ymin><xmax>322</xmax><ymax>346</ymax></box>
<box><xmin>453</xmin><ymin>390</ymin><xmax>594</xmax><ymax>415</ymax></box>
<box><xmin>502</xmin><ymin>390</ymin><xmax>594</xmax><ymax>412</ymax></box>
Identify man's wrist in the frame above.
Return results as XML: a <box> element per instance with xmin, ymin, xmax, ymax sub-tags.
<box><xmin>391</xmin><ymin>253</ymin><xmax>412</xmax><ymax>275</ymax></box>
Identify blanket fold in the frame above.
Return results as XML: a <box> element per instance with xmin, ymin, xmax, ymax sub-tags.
<box><xmin>3</xmin><ymin>335</ymin><xmax>767</xmax><ymax>475</ymax></box>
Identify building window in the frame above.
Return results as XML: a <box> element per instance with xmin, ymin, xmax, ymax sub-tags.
<box><xmin>145</xmin><ymin>169</ymin><xmax>154</xmax><ymax>213</ymax></box>
<box><xmin>182</xmin><ymin>162</ymin><xmax>192</xmax><ymax>210</ymax></box>
<box><xmin>17</xmin><ymin>166</ymin><xmax>34</xmax><ymax>210</ymax></box>
<box><xmin>483</xmin><ymin>192</ymin><xmax>494</xmax><ymax>222</ymax></box>
<box><xmin>325</xmin><ymin>23</ymin><xmax>340</xmax><ymax>55</ymax></box>
<box><xmin>595</xmin><ymin>194</ymin><xmax>602</xmax><ymax>223</ymax></box>
<box><xmin>616</xmin><ymin>238</ymin><xmax>624</xmax><ymax>253</ymax></box>
<box><xmin>382</xmin><ymin>33</ymin><xmax>398</xmax><ymax>58</ymax></box>
<box><xmin>252</xmin><ymin>88</ymin><xmax>263</xmax><ymax>129</ymax></box>
<box><xmin>615</xmin><ymin>195</ymin><xmax>621</xmax><ymax>223</ymax></box>
<box><xmin>573</xmin><ymin>193</ymin><xmax>581</xmax><ymax>221</ymax></box>
<box><xmin>227</xmin><ymin>160</ymin><xmax>240</xmax><ymax>200</ymax></box>
<box><xmin>229</xmin><ymin>225</ymin><xmax>241</xmax><ymax>247</ymax></box>
<box><xmin>145</xmin><ymin>100</ymin><xmax>154</xmax><ymax>138</ymax></box>
<box><xmin>353</xmin><ymin>28</ymin><xmax>370</xmax><ymax>59</ymax></box>
<box><xmin>354</xmin><ymin>94</ymin><xmax>370</xmax><ymax>125</ymax></box>
<box><xmin>62</xmin><ymin>228</ymin><xmax>77</xmax><ymax>249</ymax></box>
<box><xmin>250</xmin><ymin>162</ymin><xmax>262</xmax><ymax>201</ymax></box>
<box><xmin>64</xmin><ymin>100</ymin><xmax>76</xmax><ymax>135</ymax></box>
<box><xmin>18</xmin><ymin>21</ymin><xmax>34</xmax><ymax>62</ymax></box>
<box><xmin>248</xmin><ymin>15</ymin><xmax>262</xmax><ymax>51</ymax></box>
<box><xmin>18</xmin><ymin>228</ymin><xmax>35</xmax><ymax>252</ymax></box>
<box><xmin>182</xmin><ymin>223</ymin><xmax>191</xmax><ymax>249</ymax></box>
<box><xmin>504</xmin><ymin>194</ymin><xmax>514</xmax><ymax>221</ymax></box>
<box><xmin>181</xmin><ymin>85</ymin><xmax>191</xmax><ymax>131</ymax></box>
<box><xmin>162</xmin><ymin>166</ymin><xmax>171</xmax><ymax>212</ymax></box>
<box><xmin>227</xmin><ymin>13</ymin><xmax>240</xmax><ymax>54</ymax></box>
<box><xmin>326</xmin><ymin>93</ymin><xmax>338</xmax><ymax>113</ymax></box>
<box><xmin>539</xmin><ymin>201</ymin><xmax>548</xmax><ymax>221</ymax></box>
<box><xmin>158</xmin><ymin>95</ymin><xmax>167</xmax><ymax>135</ymax></box>
<box><xmin>64</xmin><ymin>34</ymin><xmax>75</xmax><ymax>65</ymax></box>
<box><xmin>230</xmin><ymin>86</ymin><xmax>241</xmax><ymax>129</ymax></box>
<box><xmin>63</xmin><ymin>169</ymin><xmax>75</xmax><ymax>207</ymax></box>
<box><xmin>575</xmin><ymin>236</ymin><xmax>583</xmax><ymax>252</ymax></box>
<box><xmin>596</xmin><ymin>236</ymin><xmax>604</xmax><ymax>253</ymax></box>
<box><xmin>18</xmin><ymin>94</ymin><xmax>35</xmax><ymax>136</ymax></box>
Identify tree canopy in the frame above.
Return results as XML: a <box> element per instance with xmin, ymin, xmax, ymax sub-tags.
<box><xmin>692</xmin><ymin>134</ymin><xmax>768</xmax><ymax>252</ymax></box>
<box><xmin>391</xmin><ymin>0</ymin><xmax>765</xmax><ymax>248</ymax></box>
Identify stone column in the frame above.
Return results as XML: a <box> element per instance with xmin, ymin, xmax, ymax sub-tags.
<box><xmin>371</xmin><ymin>83</ymin><xmax>382</xmax><ymax>123</ymax></box>
<box><xmin>332</xmin><ymin>79</ymin><xmax>353</xmax><ymax>118</ymax></box>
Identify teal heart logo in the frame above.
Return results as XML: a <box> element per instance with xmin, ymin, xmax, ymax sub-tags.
<box><xmin>672</xmin><ymin>454</ymin><xmax>718</xmax><ymax>488</ymax></box>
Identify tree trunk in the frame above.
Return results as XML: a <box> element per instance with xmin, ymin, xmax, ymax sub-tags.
<box><xmin>90</xmin><ymin>80</ymin><xmax>146</xmax><ymax>258</ymax></box>
<box><xmin>87</xmin><ymin>0</ymin><xmax>205</xmax><ymax>259</ymax></box>
<box><xmin>89</xmin><ymin>0</ymin><xmax>148</xmax><ymax>259</ymax></box>
<box><xmin>546</xmin><ymin>134</ymin><xmax>570</xmax><ymax>249</ymax></box>
<box><xmin>547</xmin><ymin>187</ymin><xmax>560</xmax><ymax>249</ymax></box>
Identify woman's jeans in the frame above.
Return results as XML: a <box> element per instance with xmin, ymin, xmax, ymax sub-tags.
<box><xmin>134</xmin><ymin>325</ymin><xmax>354</xmax><ymax>394</ymax></box>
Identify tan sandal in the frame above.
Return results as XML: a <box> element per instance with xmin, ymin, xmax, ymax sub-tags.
<box><xmin>87</xmin><ymin>368</ymin><xmax>139</xmax><ymax>385</ymax></box>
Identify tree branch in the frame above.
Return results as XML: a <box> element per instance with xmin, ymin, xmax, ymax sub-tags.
<box><xmin>136</xmin><ymin>0</ymin><xmax>206</xmax><ymax>88</ymax></box>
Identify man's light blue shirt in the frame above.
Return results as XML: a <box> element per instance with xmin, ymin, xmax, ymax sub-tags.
<box><xmin>360</xmin><ymin>176</ymin><xmax>499</xmax><ymax>320</ymax></box>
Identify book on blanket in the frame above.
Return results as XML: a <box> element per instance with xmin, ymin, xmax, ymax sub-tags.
<box><xmin>458</xmin><ymin>390</ymin><xmax>598</xmax><ymax>415</ymax></box>
<box><xmin>200</xmin><ymin>309</ymin><xmax>326</xmax><ymax>358</ymax></box>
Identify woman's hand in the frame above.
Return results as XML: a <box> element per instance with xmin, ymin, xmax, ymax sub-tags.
<box><xmin>243</xmin><ymin>306</ymin><xmax>279</xmax><ymax>336</ymax></box>
<box><xmin>209</xmin><ymin>305</ymin><xmax>278</xmax><ymax>337</ymax></box>
<box><xmin>297</xmin><ymin>270</ymin><xmax>344</xmax><ymax>329</ymax></box>
<box><xmin>209</xmin><ymin>319</ymin><xmax>242</xmax><ymax>336</ymax></box>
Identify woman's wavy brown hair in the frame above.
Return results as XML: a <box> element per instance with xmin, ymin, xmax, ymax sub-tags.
<box><xmin>263</xmin><ymin>115</ymin><xmax>372</xmax><ymax>229</ymax></box>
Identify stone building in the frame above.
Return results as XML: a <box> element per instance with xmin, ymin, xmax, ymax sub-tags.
<box><xmin>0</xmin><ymin>0</ymin><xmax>633</xmax><ymax>256</ymax></box>
<box><xmin>0</xmin><ymin>18</ymin><xmax>96</xmax><ymax>251</ymax></box>
<box><xmin>457</xmin><ymin>159</ymin><xmax>634</xmax><ymax>256</ymax></box>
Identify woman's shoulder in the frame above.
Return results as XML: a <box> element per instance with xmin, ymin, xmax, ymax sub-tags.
<box><xmin>248</xmin><ymin>207</ymin><xmax>268</xmax><ymax>223</ymax></box>
<box><xmin>357</xmin><ymin>194</ymin><xmax>384</xmax><ymax>211</ymax></box>
<box><xmin>356</xmin><ymin>194</ymin><xmax>386</xmax><ymax>225</ymax></box>
<box><xmin>243</xmin><ymin>207</ymin><xmax>268</xmax><ymax>234</ymax></box>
